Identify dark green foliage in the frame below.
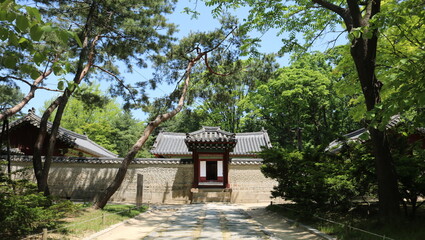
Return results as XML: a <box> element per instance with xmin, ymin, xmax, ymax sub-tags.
<box><xmin>261</xmin><ymin>144</ymin><xmax>375</xmax><ymax>210</ymax></box>
<box><xmin>388</xmin><ymin>130</ymin><xmax>425</xmax><ymax>217</ymax></box>
<box><xmin>0</xmin><ymin>168</ymin><xmax>78</xmax><ymax>239</ymax></box>
<box><xmin>243</xmin><ymin>52</ymin><xmax>361</xmax><ymax>148</ymax></box>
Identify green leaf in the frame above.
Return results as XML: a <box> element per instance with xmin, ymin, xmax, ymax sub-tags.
<box><xmin>25</xmin><ymin>6</ymin><xmax>41</xmax><ymax>22</ymax></box>
<box><xmin>6</xmin><ymin>10</ymin><xmax>15</xmax><ymax>22</ymax></box>
<box><xmin>0</xmin><ymin>27</ymin><xmax>8</xmax><ymax>40</ymax></box>
<box><xmin>16</xmin><ymin>14</ymin><xmax>29</xmax><ymax>31</ymax></box>
<box><xmin>67</xmin><ymin>82</ymin><xmax>77</xmax><ymax>92</ymax></box>
<box><xmin>41</xmin><ymin>25</ymin><xmax>53</xmax><ymax>33</ymax></box>
<box><xmin>30</xmin><ymin>25</ymin><xmax>43</xmax><ymax>41</ymax></box>
<box><xmin>3</xmin><ymin>55</ymin><xmax>17</xmax><ymax>68</ymax></box>
<box><xmin>0</xmin><ymin>9</ymin><xmax>6</xmax><ymax>21</ymax></box>
<box><xmin>18</xmin><ymin>37</ymin><xmax>28</xmax><ymax>44</ymax></box>
<box><xmin>30</xmin><ymin>69</ymin><xmax>40</xmax><ymax>80</ymax></box>
<box><xmin>72</xmin><ymin>32</ymin><xmax>83</xmax><ymax>47</ymax></box>
<box><xmin>33</xmin><ymin>52</ymin><xmax>45</xmax><ymax>65</ymax></box>
<box><xmin>352</xmin><ymin>30</ymin><xmax>361</xmax><ymax>39</ymax></box>
<box><xmin>8</xmin><ymin>32</ymin><xmax>18</xmax><ymax>46</ymax></box>
<box><xmin>55</xmin><ymin>30</ymin><xmax>69</xmax><ymax>44</ymax></box>
<box><xmin>53</xmin><ymin>63</ymin><xmax>63</xmax><ymax>75</ymax></box>
<box><xmin>64</xmin><ymin>62</ymin><xmax>73</xmax><ymax>73</ymax></box>
<box><xmin>57</xmin><ymin>80</ymin><xmax>65</xmax><ymax>90</ymax></box>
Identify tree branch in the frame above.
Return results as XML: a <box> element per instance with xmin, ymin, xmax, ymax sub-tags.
<box><xmin>311</xmin><ymin>0</ymin><xmax>349</xmax><ymax>21</ymax></box>
<box><xmin>346</xmin><ymin>0</ymin><xmax>364</xmax><ymax>27</ymax></box>
<box><xmin>93</xmin><ymin>65</ymin><xmax>138</xmax><ymax>104</ymax></box>
<box><xmin>0</xmin><ymin>69</ymin><xmax>53</xmax><ymax>120</ymax></box>
<box><xmin>2</xmin><ymin>75</ymin><xmax>63</xmax><ymax>92</ymax></box>
<box><xmin>363</xmin><ymin>0</ymin><xmax>373</xmax><ymax>22</ymax></box>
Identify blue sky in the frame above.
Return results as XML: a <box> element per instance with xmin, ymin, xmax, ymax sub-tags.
<box><xmin>16</xmin><ymin>1</ymin><xmax>346</xmax><ymax>121</ymax></box>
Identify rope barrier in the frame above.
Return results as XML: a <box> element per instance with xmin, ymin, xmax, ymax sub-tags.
<box><xmin>275</xmin><ymin>205</ymin><xmax>395</xmax><ymax>240</ymax></box>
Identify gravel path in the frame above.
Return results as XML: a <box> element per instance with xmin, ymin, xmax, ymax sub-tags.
<box><xmin>85</xmin><ymin>203</ymin><xmax>325</xmax><ymax>240</ymax></box>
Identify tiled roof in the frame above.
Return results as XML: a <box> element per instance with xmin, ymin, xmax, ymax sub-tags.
<box><xmin>3</xmin><ymin>155</ymin><xmax>262</xmax><ymax>165</ymax></box>
<box><xmin>230</xmin><ymin>158</ymin><xmax>263</xmax><ymax>165</ymax></box>
<box><xmin>6</xmin><ymin>111</ymin><xmax>118</xmax><ymax>158</ymax></box>
<box><xmin>326</xmin><ymin>115</ymin><xmax>402</xmax><ymax>153</ymax></box>
<box><xmin>151</xmin><ymin>127</ymin><xmax>272</xmax><ymax>156</ymax></box>
<box><xmin>185</xmin><ymin>126</ymin><xmax>237</xmax><ymax>151</ymax></box>
<box><xmin>186</xmin><ymin>126</ymin><xmax>236</xmax><ymax>142</ymax></box>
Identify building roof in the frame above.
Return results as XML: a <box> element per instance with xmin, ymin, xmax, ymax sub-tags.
<box><xmin>151</xmin><ymin>126</ymin><xmax>272</xmax><ymax>156</ymax></box>
<box><xmin>4</xmin><ymin>155</ymin><xmax>264</xmax><ymax>165</ymax></box>
<box><xmin>185</xmin><ymin>126</ymin><xmax>237</xmax><ymax>151</ymax></box>
<box><xmin>326</xmin><ymin>115</ymin><xmax>401</xmax><ymax>153</ymax></box>
<box><xmin>5</xmin><ymin>111</ymin><xmax>118</xmax><ymax>158</ymax></box>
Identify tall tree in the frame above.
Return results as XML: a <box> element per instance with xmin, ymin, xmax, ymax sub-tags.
<box><xmin>206</xmin><ymin>0</ymin><xmax>404</xmax><ymax>218</ymax></box>
<box><xmin>93</xmin><ymin>23</ymin><xmax>242</xmax><ymax>208</ymax></box>
<box><xmin>188</xmin><ymin>54</ymin><xmax>278</xmax><ymax>133</ymax></box>
<box><xmin>241</xmin><ymin>52</ymin><xmax>358</xmax><ymax>148</ymax></box>
<box><xmin>30</xmin><ymin>0</ymin><xmax>176</xmax><ymax>195</ymax></box>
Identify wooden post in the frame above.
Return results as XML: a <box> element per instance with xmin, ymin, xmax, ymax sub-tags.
<box><xmin>136</xmin><ymin>174</ymin><xmax>143</xmax><ymax>207</ymax></box>
<box><xmin>193</xmin><ymin>150</ymin><xmax>199</xmax><ymax>188</ymax></box>
<box><xmin>42</xmin><ymin>228</ymin><xmax>47</xmax><ymax>240</ymax></box>
<box><xmin>223</xmin><ymin>151</ymin><xmax>229</xmax><ymax>188</ymax></box>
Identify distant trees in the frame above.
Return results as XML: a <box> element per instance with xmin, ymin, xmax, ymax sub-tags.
<box><xmin>43</xmin><ymin>84</ymin><xmax>146</xmax><ymax>157</ymax></box>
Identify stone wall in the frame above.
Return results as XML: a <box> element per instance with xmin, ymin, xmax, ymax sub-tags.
<box><xmin>7</xmin><ymin>160</ymin><xmax>277</xmax><ymax>204</ymax></box>
<box><xmin>229</xmin><ymin>165</ymin><xmax>276</xmax><ymax>203</ymax></box>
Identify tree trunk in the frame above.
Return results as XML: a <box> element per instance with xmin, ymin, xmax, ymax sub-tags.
<box><xmin>369</xmin><ymin>128</ymin><xmax>400</xmax><ymax>218</ymax></box>
<box><xmin>32</xmin><ymin>1</ymin><xmax>99</xmax><ymax>194</ymax></box>
<box><xmin>33</xmin><ymin>97</ymin><xmax>61</xmax><ymax>193</ymax></box>
<box><xmin>41</xmin><ymin>91</ymin><xmax>71</xmax><ymax>195</ymax></box>
<box><xmin>349</xmin><ymin>14</ymin><xmax>400</xmax><ymax>218</ymax></box>
<box><xmin>92</xmin><ymin>59</ymin><xmax>195</xmax><ymax>209</ymax></box>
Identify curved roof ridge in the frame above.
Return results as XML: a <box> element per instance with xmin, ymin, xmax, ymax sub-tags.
<box><xmin>188</xmin><ymin>126</ymin><xmax>234</xmax><ymax>136</ymax></box>
<box><xmin>160</xmin><ymin>132</ymin><xmax>186</xmax><ymax>136</ymax></box>
<box><xmin>236</xmin><ymin>131</ymin><xmax>265</xmax><ymax>136</ymax></box>
<box><xmin>7</xmin><ymin>111</ymin><xmax>118</xmax><ymax>158</ymax></box>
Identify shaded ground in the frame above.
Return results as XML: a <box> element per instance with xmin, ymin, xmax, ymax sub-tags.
<box><xmin>85</xmin><ymin>203</ymin><xmax>326</xmax><ymax>240</ymax></box>
<box><xmin>242</xmin><ymin>205</ymin><xmax>324</xmax><ymax>240</ymax></box>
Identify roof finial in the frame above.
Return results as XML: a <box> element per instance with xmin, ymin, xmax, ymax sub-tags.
<box><xmin>28</xmin><ymin>107</ymin><xmax>35</xmax><ymax>114</ymax></box>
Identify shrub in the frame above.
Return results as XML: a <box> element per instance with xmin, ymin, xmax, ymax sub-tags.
<box><xmin>0</xmin><ymin>171</ymin><xmax>77</xmax><ymax>239</ymax></box>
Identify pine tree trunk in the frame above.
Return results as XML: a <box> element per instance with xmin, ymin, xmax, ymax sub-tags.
<box><xmin>32</xmin><ymin>1</ymin><xmax>99</xmax><ymax>194</ymax></box>
<box><xmin>33</xmin><ymin>97</ymin><xmax>62</xmax><ymax>193</ymax></box>
<box><xmin>93</xmin><ymin>57</ymin><xmax>199</xmax><ymax>209</ymax></box>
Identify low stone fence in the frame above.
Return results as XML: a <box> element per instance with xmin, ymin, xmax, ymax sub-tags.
<box><xmin>2</xmin><ymin>156</ymin><xmax>277</xmax><ymax>204</ymax></box>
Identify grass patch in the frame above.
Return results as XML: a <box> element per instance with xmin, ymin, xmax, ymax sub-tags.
<box><xmin>46</xmin><ymin>204</ymin><xmax>147</xmax><ymax>239</ymax></box>
<box><xmin>267</xmin><ymin>204</ymin><xmax>425</xmax><ymax>240</ymax></box>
